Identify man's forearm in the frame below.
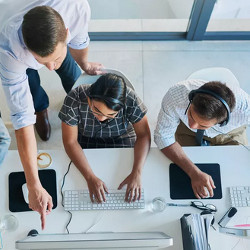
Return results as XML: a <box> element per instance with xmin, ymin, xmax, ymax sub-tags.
<box><xmin>161</xmin><ymin>142</ymin><xmax>200</xmax><ymax>178</ymax></box>
<box><xmin>69</xmin><ymin>47</ymin><xmax>88</xmax><ymax>70</ymax></box>
<box><xmin>15</xmin><ymin>125</ymin><xmax>41</xmax><ymax>189</ymax></box>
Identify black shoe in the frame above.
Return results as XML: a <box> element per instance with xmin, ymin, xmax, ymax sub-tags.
<box><xmin>35</xmin><ymin>109</ymin><xmax>51</xmax><ymax>141</ymax></box>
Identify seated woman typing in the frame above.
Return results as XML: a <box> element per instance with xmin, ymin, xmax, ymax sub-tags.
<box><xmin>59</xmin><ymin>73</ymin><xmax>151</xmax><ymax>203</ymax></box>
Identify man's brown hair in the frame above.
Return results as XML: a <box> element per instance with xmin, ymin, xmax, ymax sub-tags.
<box><xmin>192</xmin><ymin>81</ymin><xmax>236</xmax><ymax>124</ymax></box>
<box><xmin>22</xmin><ymin>6</ymin><xmax>67</xmax><ymax>57</ymax></box>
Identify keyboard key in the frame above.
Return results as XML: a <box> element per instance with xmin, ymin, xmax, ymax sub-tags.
<box><xmin>229</xmin><ymin>186</ymin><xmax>250</xmax><ymax>207</ymax></box>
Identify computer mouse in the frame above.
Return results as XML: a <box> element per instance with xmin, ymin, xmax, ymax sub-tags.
<box><xmin>203</xmin><ymin>187</ymin><xmax>211</xmax><ymax>198</ymax></box>
<box><xmin>22</xmin><ymin>183</ymin><xmax>29</xmax><ymax>204</ymax></box>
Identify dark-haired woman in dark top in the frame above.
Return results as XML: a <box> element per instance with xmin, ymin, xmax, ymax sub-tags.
<box><xmin>59</xmin><ymin>73</ymin><xmax>151</xmax><ymax>203</ymax></box>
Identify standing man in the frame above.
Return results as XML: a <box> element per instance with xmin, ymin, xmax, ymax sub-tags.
<box><xmin>0</xmin><ymin>0</ymin><xmax>103</xmax><ymax>229</ymax></box>
<box><xmin>154</xmin><ymin>79</ymin><xmax>250</xmax><ymax>199</ymax></box>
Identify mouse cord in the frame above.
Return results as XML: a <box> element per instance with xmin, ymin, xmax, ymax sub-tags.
<box><xmin>61</xmin><ymin>160</ymin><xmax>73</xmax><ymax>234</ymax></box>
<box><xmin>211</xmin><ymin>127</ymin><xmax>250</xmax><ymax>152</ymax></box>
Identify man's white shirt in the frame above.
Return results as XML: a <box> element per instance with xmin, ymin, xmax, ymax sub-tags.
<box><xmin>0</xmin><ymin>0</ymin><xmax>90</xmax><ymax>129</ymax></box>
<box><xmin>154</xmin><ymin>79</ymin><xmax>250</xmax><ymax>149</ymax></box>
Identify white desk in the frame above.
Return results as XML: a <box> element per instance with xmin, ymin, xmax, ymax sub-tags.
<box><xmin>1</xmin><ymin>146</ymin><xmax>250</xmax><ymax>250</ymax></box>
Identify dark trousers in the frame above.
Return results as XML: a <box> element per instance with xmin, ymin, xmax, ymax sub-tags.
<box><xmin>27</xmin><ymin>48</ymin><xmax>81</xmax><ymax>112</ymax></box>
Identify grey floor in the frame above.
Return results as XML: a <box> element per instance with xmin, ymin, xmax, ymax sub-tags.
<box><xmin>1</xmin><ymin>40</ymin><xmax>250</xmax><ymax>150</ymax></box>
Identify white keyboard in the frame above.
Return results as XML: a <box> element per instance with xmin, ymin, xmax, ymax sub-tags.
<box><xmin>63</xmin><ymin>189</ymin><xmax>145</xmax><ymax>211</ymax></box>
<box><xmin>229</xmin><ymin>186</ymin><xmax>250</xmax><ymax>207</ymax></box>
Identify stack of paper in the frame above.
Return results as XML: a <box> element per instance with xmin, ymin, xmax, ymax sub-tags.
<box><xmin>181</xmin><ymin>213</ymin><xmax>214</xmax><ymax>250</ymax></box>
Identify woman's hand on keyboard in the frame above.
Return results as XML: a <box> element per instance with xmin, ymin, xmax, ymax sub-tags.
<box><xmin>118</xmin><ymin>172</ymin><xmax>142</xmax><ymax>202</ymax></box>
<box><xmin>87</xmin><ymin>175</ymin><xmax>108</xmax><ymax>203</ymax></box>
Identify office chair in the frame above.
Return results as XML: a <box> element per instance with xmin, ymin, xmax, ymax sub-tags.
<box><xmin>73</xmin><ymin>68</ymin><xmax>135</xmax><ymax>90</ymax></box>
<box><xmin>187</xmin><ymin>67</ymin><xmax>240</xmax><ymax>88</ymax></box>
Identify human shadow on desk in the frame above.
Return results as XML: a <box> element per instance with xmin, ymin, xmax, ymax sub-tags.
<box><xmin>8</xmin><ymin>169</ymin><xmax>57</xmax><ymax>212</ymax></box>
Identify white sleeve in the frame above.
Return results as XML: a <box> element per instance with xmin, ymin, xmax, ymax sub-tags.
<box><xmin>228</xmin><ymin>86</ymin><xmax>250</xmax><ymax>127</ymax></box>
<box><xmin>154</xmin><ymin>90</ymin><xmax>181</xmax><ymax>149</ymax></box>
<box><xmin>0</xmin><ymin>52</ymin><xmax>36</xmax><ymax>130</ymax></box>
<box><xmin>67</xmin><ymin>0</ymin><xmax>91</xmax><ymax>50</ymax></box>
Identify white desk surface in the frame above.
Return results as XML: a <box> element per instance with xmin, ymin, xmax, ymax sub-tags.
<box><xmin>1</xmin><ymin>146</ymin><xmax>250</xmax><ymax>250</ymax></box>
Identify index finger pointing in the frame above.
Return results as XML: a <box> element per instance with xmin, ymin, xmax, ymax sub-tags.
<box><xmin>40</xmin><ymin>206</ymin><xmax>47</xmax><ymax>230</ymax></box>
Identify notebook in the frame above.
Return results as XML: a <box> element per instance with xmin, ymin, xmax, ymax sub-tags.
<box><xmin>169</xmin><ymin>163</ymin><xmax>222</xmax><ymax>199</ymax></box>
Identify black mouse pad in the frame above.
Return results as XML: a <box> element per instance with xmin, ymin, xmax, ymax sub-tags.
<box><xmin>169</xmin><ymin>163</ymin><xmax>222</xmax><ymax>199</ymax></box>
<box><xmin>9</xmin><ymin>169</ymin><xmax>57</xmax><ymax>212</ymax></box>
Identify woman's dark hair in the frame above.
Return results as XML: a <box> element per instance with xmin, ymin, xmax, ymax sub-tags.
<box><xmin>22</xmin><ymin>6</ymin><xmax>67</xmax><ymax>57</ymax></box>
<box><xmin>88</xmin><ymin>73</ymin><xmax>127</xmax><ymax>111</ymax></box>
<box><xmin>192</xmin><ymin>81</ymin><xmax>236</xmax><ymax>123</ymax></box>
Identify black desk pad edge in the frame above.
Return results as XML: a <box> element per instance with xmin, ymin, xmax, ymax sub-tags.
<box><xmin>9</xmin><ymin>169</ymin><xmax>57</xmax><ymax>212</ymax></box>
<box><xmin>169</xmin><ymin>163</ymin><xmax>222</xmax><ymax>200</ymax></box>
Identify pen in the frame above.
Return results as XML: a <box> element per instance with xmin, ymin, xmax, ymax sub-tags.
<box><xmin>166</xmin><ymin>203</ymin><xmax>190</xmax><ymax>207</ymax></box>
<box><xmin>234</xmin><ymin>224</ymin><xmax>250</xmax><ymax>227</ymax></box>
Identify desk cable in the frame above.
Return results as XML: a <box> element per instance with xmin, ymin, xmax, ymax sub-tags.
<box><xmin>211</xmin><ymin>127</ymin><xmax>250</xmax><ymax>152</ymax></box>
<box><xmin>61</xmin><ymin>160</ymin><xmax>73</xmax><ymax>234</ymax></box>
<box><xmin>61</xmin><ymin>160</ymin><xmax>105</xmax><ymax>234</ymax></box>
